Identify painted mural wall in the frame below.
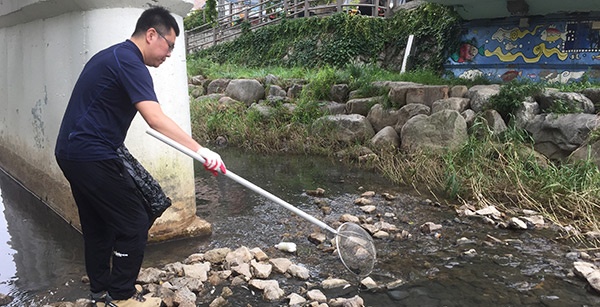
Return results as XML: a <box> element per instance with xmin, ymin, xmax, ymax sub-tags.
<box><xmin>445</xmin><ymin>15</ymin><xmax>600</xmax><ymax>83</ymax></box>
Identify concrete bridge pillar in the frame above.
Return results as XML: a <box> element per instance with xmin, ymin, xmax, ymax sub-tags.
<box><xmin>0</xmin><ymin>0</ymin><xmax>211</xmax><ymax>242</ymax></box>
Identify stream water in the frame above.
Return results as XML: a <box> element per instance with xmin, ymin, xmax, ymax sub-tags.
<box><xmin>1</xmin><ymin>148</ymin><xmax>600</xmax><ymax>306</ymax></box>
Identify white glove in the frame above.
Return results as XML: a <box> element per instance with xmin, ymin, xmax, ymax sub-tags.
<box><xmin>196</xmin><ymin>147</ymin><xmax>227</xmax><ymax>175</ymax></box>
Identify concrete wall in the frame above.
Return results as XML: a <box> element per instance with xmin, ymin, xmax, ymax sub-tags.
<box><xmin>0</xmin><ymin>0</ymin><xmax>212</xmax><ymax>241</ymax></box>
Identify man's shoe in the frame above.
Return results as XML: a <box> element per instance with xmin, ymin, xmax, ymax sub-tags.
<box><xmin>104</xmin><ymin>291</ymin><xmax>163</xmax><ymax>307</ymax></box>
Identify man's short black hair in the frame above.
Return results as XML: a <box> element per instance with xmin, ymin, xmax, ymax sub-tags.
<box><xmin>133</xmin><ymin>6</ymin><xmax>180</xmax><ymax>37</ymax></box>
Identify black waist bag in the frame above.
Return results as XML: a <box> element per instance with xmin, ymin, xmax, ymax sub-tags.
<box><xmin>117</xmin><ymin>145</ymin><xmax>172</xmax><ymax>226</ymax></box>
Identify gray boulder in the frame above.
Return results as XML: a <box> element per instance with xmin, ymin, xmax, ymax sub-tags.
<box><xmin>370</xmin><ymin>126</ymin><xmax>400</xmax><ymax>149</ymax></box>
<box><xmin>394</xmin><ymin>103</ymin><xmax>431</xmax><ymax>134</ymax></box>
<box><xmin>536</xmin><ymin>91</ymin><xmax>595</xmax><ymax>114</ymax></box>
<box><xmin>367</xmin><ymin>104</ymin><xmax>401</xmax><ymax>132</ymax></box>
<box><xmin>524</xmin><ymin>113</ymin><xmax>600</xmax><ymax>160</ymax></box>
<box><xmin>312</xmin><ymin>114</ymin><xmax>375</xmax><ymax>144</ymax></box>
<box><xmin>225</xmin><ymin>79</ymin><xmax>265</xmax><ymax>106</ymax></box>
<box><xmin>468</xmin><ymin>84</ymin><xmax>500</xmax><ymax>113</ymax></box>
<box><xmin>401</xmin><ymin>110</ymin><xmax>468</xmax><ymax>153</ymax></box>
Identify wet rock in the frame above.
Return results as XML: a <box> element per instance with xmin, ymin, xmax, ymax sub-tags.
<box><xmin>362</xmin><ymin>224</ymin><xmax>378</xmax><ymax>235</ymax></box>
<box><xmin>361</xmin><ymin>191</ymin><xmax>376</xmax><ymax>197</ymax></box>
<box><xmin>340</xmin><ymin>214</ymin><xmax>360</xmax><ymax>223</ymax></box>
<box><xmin>360</xmin><ymin>277</ymin><xmax>378</xmax><ymax>290</ymax></box>
<box><xmin>420</xmin><ymin>222</ymin><xmax>442</xmax><ymax>234</ymax></box>
<box><xmin>394</xmin><ymin>230</ymin><xmax>412</xmax><ymax>240</ymax></box>
<box><xmin>164</xmin><ymin>262</ymin><xmax>185</xmax><ymax>277</ymax></box>
<box><xmin>230</xmin><ymin>275</ymin><xmax>247</xmax><ymax>286</ymax></box>
<box><xmin>462</xmin><ymin>249</ymin><xmax>477</xmax><ymax>258</ymax></box>
<box><xmin>208</xmin><ymin>271</ymin><xmax>226</xmax><ymax>286</ymax></box>
<box><xmin>248</xmin><ymin>279</ymin><xmax>285</xmax><ymax>301</ymax></box>
<box><xmin>306</xmin><ymin>188</ymin><xmax>326</xmax><ymax>196</ymax></box>
<box><xmin>329</xmin><ymin>295</ymin><xmax>364</xmax><ymax>307</ymax></box>
<box><xmin>307</xmin><ymin>289</ymin><xmax>327</xmax><ymax>302</ymax></box>
<box><xmin>360</xmin><ymin>205</ymin><xmax>377</xmax><ymax>213</ymax></box>
<box><xmin>250</xmin><ymin>259</ymin><xmax>272</xmax><ymax>279</ymax></box>
<box><xmin>374</xmin><ymin>221</ymin><xmax>398</xmax><ymax>232</ymax></box>
<box><xmin>308</xmin><ymin>232</ymin><xmax>327</xmax><ymax>245</ymax></box>
<box><xmin>573</xmin><ymin>261</ymin><xmax>600</xmax><ymax>293</ymax></box>
<box><xmin>321</xmin><ymin>278</ymin><xmax>350</xmax><ymax>289</ymax></box>
<box><xmin>225</xmin><ymin>246</ymin><xmax>253</xmax><ymax>267</ymax></box>
<box><xmin>354</xmin><ymin>197</ymin><xmax>373</xmax><ymax>206</ymax></box>
<box><xmin>204</xmin><ymin>248</ymin><xmax>231</xmax><ymax>264</ymax></box>
<box><xmin>220</xmin><ymin>286</ymin><xmax>233</xmax><ymax>298</ymax></box>
<box><xmin>209</xmin><ymin>296</ymin><xmax>228</xmax><ymax>307</ymax></box>
<box><xmin>373</xmin><ymin>231</ymin><xmax>390</xmax><ymax>239</ymax></box>
<box><xmin>288</xmin><ymin>292</ymin><xmax>307</xmax><ymax>306</ymax></box>
<box><xmin>508</xmin><ymin>217</ymin><xmax>528</xmax><ymax>230</ymax></box>
<box><xmin>137</xmin><ymin>267</ymin><xmax>165</xmax><ymax>284</ymax></box>
<box><xmin>288</xmin><ymin>264</ymin><xmax>310</xmax><ymax>280</ymax></box>
<box><xmin>386</xmin><ymin>279</ymin><xmax>405</xmax><ymax>290</ymax></box>
<box><xmin>170</xmin><ymin>276</ymin><xmax>204</xmax><ymax>292</ymax></box>
<box><xmin>270</xmin><ymin>258</ymin><xmax>293</xmax><ymax>273</ymax></box>
<box><xmin>475</xmin><ymin>206</ymin><xmax>503</xmax><ymax>220</ymax></box>
<box><xmin>182</xmin><ymin>262</ymin><xmax>210</xmax><ymax>281</ymax></box>
<box><xmin>381</xmin><ymin>192</ymin><xmax>397</xmax><ymax>200</ymax></box>
<box><xmin>521</xmin><ymin>215</ymin><xmax>545</xmax><ymax>228</ymax></box>
<box><xmin>249</xmin><ymin>247</ymin><xmax>269</xmax><ymax>262</ymax></box>
<box><xmin>231</xmin><ymin>263</ymin><xmax>252</xmax><ymax>280</ymax></box>
<box><xmin>184</xmin><ymin>253</ymin><xmax>204</xmax><ymax>264</ymax></box>
<box><xmin>456</xmin><ymin>237</ymin><xmax>476</xmax><ymax>245</ymax></box>
<box><xmin>174</xmin><ymin>286</ymin><xmax>197</xmax><ymax>307</ymax></box>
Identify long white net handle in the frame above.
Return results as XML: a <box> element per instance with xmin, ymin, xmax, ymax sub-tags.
<box><xmin>146</xmin><ymin>128</ymin><xmax>338</xmax><ymax>234</ymax></box>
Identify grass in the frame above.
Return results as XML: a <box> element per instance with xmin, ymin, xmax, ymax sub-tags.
<box><xmin>187</xmin><ymin>61</ymin><xmax>600</xmax><ymax>247</ymax></box>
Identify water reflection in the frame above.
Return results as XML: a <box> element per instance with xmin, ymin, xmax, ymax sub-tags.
<box><xmin>0</xmin><ymin>169</ymin><xmax>86</xmax><ymax>305</ymax></box>
<box><xmin>0</xmin><ymin>181</ymin><xmax>17</xmax><ymax>297</ymax></box>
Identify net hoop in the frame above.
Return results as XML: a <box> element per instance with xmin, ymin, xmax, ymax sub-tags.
<box><xmin>335</xmin><ymin>222</ymin><xmax>376</xmax><ymax>277</ymax></box>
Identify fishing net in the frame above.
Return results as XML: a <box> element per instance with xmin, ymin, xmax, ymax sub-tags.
<box><xmin>335</xmin><ymin>222</ymin><xmax>377</xmax><ymax>277</ymax></box>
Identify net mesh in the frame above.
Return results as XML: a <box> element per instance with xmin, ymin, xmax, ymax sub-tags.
<box><xmin>335</xmin><ymin>222</ymin><xmax>376</xmax><ymax>277</ymax></box>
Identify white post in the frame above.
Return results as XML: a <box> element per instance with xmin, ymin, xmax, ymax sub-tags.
<box><xmin>401</xmin><ymin>34</ymin><xmax>414</xmax><ymax>73</ymax></box>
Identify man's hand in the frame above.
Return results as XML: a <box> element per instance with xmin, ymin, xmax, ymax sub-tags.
<box><xmin>196</xmin><ymin>147</ymin><xmax>227</xmax><ymax>175</ymax></box>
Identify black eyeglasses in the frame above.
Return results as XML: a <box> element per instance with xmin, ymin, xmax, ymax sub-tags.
<box><xmin>156</xmin><ymin>31</ymin><xmax>175</xmax><ymax>52</ymax></box>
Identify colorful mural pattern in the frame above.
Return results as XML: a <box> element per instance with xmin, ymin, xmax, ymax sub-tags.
<box><xmin>445</xmin><ymin>18</ymin><xmax>600</xmax><ymax>83</ymax></box>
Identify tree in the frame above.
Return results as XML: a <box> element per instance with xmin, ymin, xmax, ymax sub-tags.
<box><xmin>205</xmin><ymin>0</ymin><xmax>218</xmax><ymax>27</ymax></box>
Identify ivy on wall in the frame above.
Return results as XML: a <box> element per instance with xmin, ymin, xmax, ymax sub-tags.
<box><xmin>192</xmin><ymin>3</ymin><xmax>461</xmax><ymax>72</ymax></box>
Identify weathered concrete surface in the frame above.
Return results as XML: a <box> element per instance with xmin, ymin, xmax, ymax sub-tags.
<box><xmin>0</xmin><ymin>0</ymin><xmax>212</xmax><ymax>242</ymax></box>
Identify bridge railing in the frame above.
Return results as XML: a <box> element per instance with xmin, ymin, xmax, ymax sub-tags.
<box><xmin>185</xmin><ymin>0</ymin><xmax>392</xmax><ymax>53</ymax></box>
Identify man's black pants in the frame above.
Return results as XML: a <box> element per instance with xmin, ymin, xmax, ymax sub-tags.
<box><xmin>56</xmin><ymin>158</ymin><xmax>149</xmax><ymax>300</ymax></box>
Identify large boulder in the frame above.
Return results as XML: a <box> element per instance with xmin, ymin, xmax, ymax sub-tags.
<box><xmin>400</xmin><ymin>110</ymin><xmax>468</xmax><ymax>153</ymax></box>
<box><xmin>346</xmin><ymin>97</ymin><xmax>384</xmax><ymax>116</ymax></box>
<box><xmin>225</xmin><ymin>79</ymin><xmax>265</xmax><ymax>106</ymax></box>
<box><xmin>312</xmin><ymin>114</ymin><xmax>375</xmax><ymax>144</ymax></box>
<box><xmin>394</xmin><ymin>103</ymin><xmax>431</xmax><ymax>134</ymax></box>
<box><xmin>536</xmin><ymin>90</ymin><xmax>595</xmax><ymax>114</ymax></box>
<box><xmin>468</xmin><ymin>84</ymin><xmax>500</xmax><ymax>113</ymax></box>
<box><xmin>524</xmin><ymin>113</ymin><xmax>600</xmax><ymax>160</ymax></box>
<box><xmin>367</xmin><ymin>104</ymin><xmax>401</xmax><ymax>132</ymax></box>
<box><xmin>207</xmin><ymin>78</ymin><xmax>231</xmax><ymax>94</ymax></box>
<box><xmin>405</xmin><ymin>85</ymin><xmax>449</xmax><ymax>108</ymax></box>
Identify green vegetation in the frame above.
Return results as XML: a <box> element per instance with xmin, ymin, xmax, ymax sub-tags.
<box><xmin>190</xmin><ymin>3</ymin><xmax>461</xmax><ymax>72</ymax></box>
<box><xmin>186</xmin><ymin>3</ymin><xmax>600</xmax><ymax>246</ymax></box>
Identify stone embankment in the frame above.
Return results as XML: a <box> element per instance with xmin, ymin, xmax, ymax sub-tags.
<box><xmin>189</xmin><ymin>75</ymin><xmax>600</xmax><ymax>166</ymax></box>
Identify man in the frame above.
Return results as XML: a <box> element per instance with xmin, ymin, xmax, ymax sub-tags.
<box><xmin>54</xmin><ymin>6</ymin><xmax>225</xmax><ymax>307</ymax></box>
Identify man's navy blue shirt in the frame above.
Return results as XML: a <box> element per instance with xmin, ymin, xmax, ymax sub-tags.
<box><xmin>55</xmin><ymin>40</ymin><xmax>158</xmax><ymax>161</ymax></box>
